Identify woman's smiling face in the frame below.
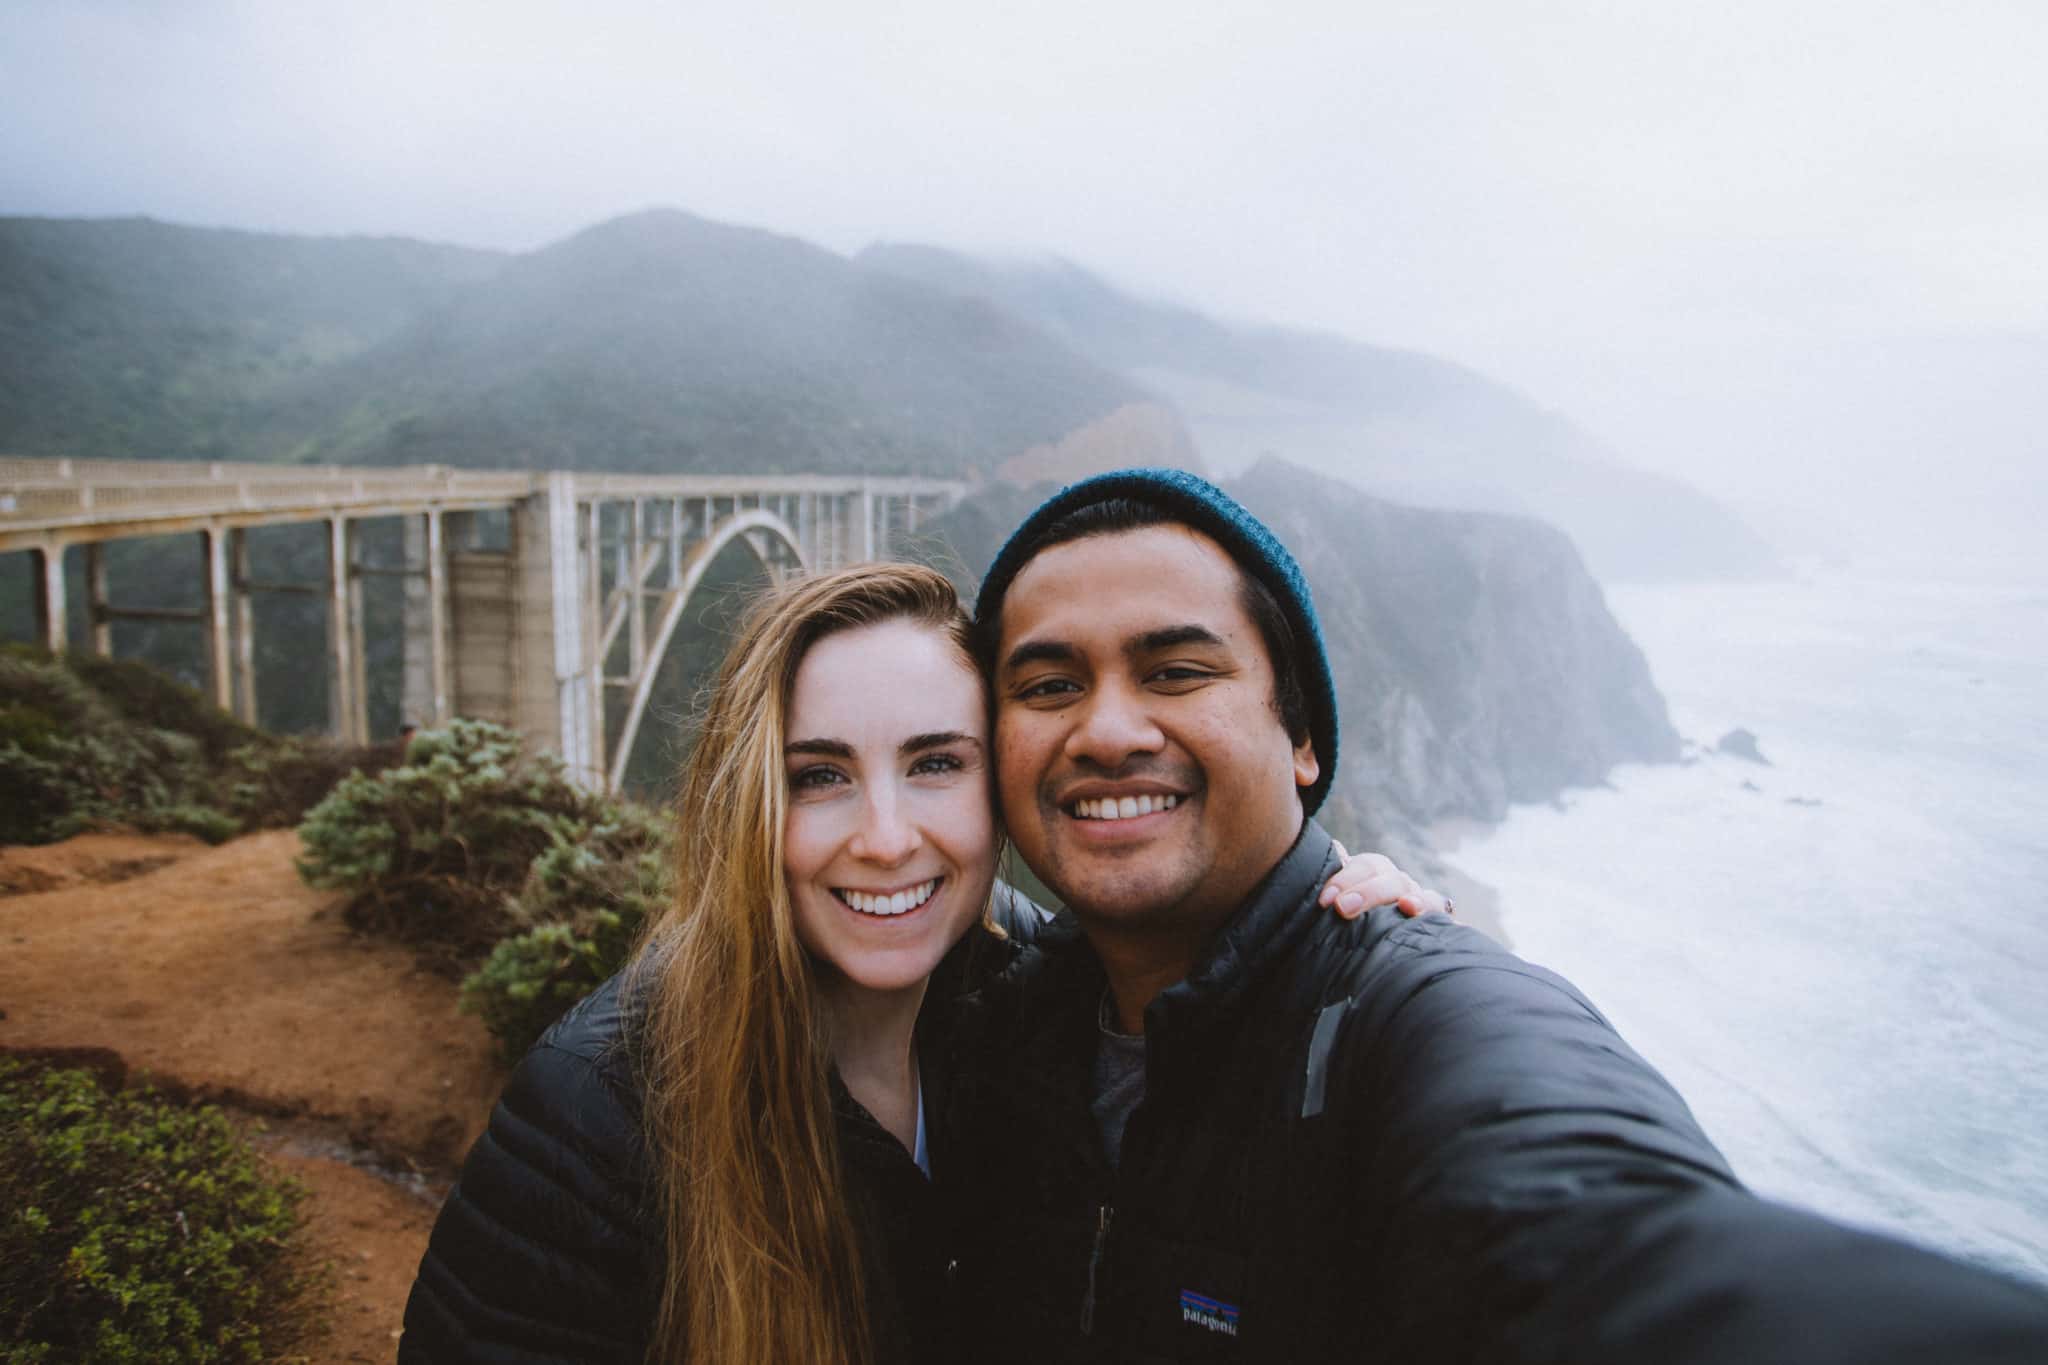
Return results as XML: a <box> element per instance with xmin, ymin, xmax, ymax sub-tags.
<box><xmin>782</xmin><ymin>617</ymin><xmax>996</xmax><ymax>1000</ymax></box>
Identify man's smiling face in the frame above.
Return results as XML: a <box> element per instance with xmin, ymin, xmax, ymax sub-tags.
<box><xmin>993</xmin><ymin>523</ymin><xmax>1318</xmax><ymax>941</ymax></box>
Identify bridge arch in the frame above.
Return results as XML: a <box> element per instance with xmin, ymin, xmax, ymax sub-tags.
<box><xmin>606</xmin><ymin>507</ymin><xmax>806</xmax><ymax>792</ymax></box>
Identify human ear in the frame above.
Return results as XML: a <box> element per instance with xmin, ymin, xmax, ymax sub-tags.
<box><xmin>1292</xmin><ymin>736</ymin><xmax>1320</xmax><ymax>791</ymax></box>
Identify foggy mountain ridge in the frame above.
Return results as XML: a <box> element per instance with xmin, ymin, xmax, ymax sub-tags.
<box><xmin>907</xmin><ymin>457</ymin><xmax>1680</xmax><ymax>864</ymax></box>
<box><xmin>1</xmin><ymin>208</ymin><xmax>1167</xmax><ymax>479</ymax></box>
<box><xmin>861</xmin><ymin>242</ymin><xmax>1784</xmax><ymax>583</ymax></box>
<box><xmin>15</xmin><ymin>208</ymin><xmax>1768</xmax><ymax>589</ymax></box>
<box><xmin>243</xmin><ymin>208</ymin><xmax>1162</xmax><ymax>475</ymax></box>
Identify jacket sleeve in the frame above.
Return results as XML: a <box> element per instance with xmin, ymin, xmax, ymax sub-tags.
<box><xmin>398</xmin><ymin>1039</ymin><xmax>652</xmax><ymax>1364</ymax></box>
<box><xmin>1331</xmin><ymin>915</ymin><xmax>2048</xmax><ymax>1365</ymax></box>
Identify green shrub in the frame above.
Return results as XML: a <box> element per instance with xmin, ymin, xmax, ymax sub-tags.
<box><xmin>63</xmin><ymin>653</ymin><xmax>263</xmax><ymax>766</ymax></box>
<box><xmin>0</xmin><ymin>650</ymin><xmax>361</xmax><ymax>847</ymax></box>
<box><xmin>458</xmin><ymin>803</ymin><xmax>671</xmax><ymax>1058</ymax></box>
<box><xmin>0</xmin><ymin>651</ymin><xmax>206</xmax><ymax>843</ymax></box>
<box><xmin>136</xmin><ymin>803</ymin><xmax>244</xmax><ymax>846</ymax></box>
<box><xmin>0</xmin><ymin>1060</ymin><xmax>321</xmax><ymax>1363</ymax></box>
<box><xmin>459</xmin><ymin>910</ymin><xmax>642</xmax><ymax>1062</ymax></box>
<box><xmin>223</xmin><ymin>737</ymin><xmax>399</xmax><ymax>831</ymax></box>
<box><xmin>294</xmin><ymin>719</ymin><xmax>620</xmax><ymax>961</ymax></box>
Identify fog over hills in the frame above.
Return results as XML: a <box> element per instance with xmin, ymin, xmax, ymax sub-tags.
<box><xmin>242</xmin><ymin>209</ymin><xmax>1152</xmax><ymax>476</ymax></box>
<box><xmin>862</xmin><ymin>243</ymin><xmax>1781</xmax><ymax>582</ymax></box>
<box><xmin>9</xmin><ymin>207</ymin><xmax>1779</xmax><ymax>585</ymax></box>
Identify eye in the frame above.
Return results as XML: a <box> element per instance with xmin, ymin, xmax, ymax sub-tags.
<box><xmin>1147</xmin><ymin>664</ymin><xmax>1214</xmax><ymax>687</ymax></box>
<box><xmin>909</xmin><ymin>752</ymin><xmax>965</xmax><ymax>777</ymax></box>
<box><xmin>1013</xmin><ymin>676</ymin><xmax>1080</xmax><ymax>702</ymax></box>
<box><xmin>789</xmin><ymin>764</ymin><xmax>849</xmax><ymax>793</ymax></box>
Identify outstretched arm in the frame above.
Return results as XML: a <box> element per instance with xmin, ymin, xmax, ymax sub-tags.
<box><xmin>1332</xmin><ymin>918</ymin><xmax>2048</xmax><ymax>1364</ymax></box>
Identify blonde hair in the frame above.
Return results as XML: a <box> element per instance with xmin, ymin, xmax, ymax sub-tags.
<box><xmin>633</xmin><ymin>562</ymin><xmax>975</xmax><ymax>1365</ymax></box>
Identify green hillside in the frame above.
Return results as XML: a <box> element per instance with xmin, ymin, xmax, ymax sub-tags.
<box><xmin>0</xmin><ymin>216</ymin><xmax>504</xmax><ymax>460</ymax></box>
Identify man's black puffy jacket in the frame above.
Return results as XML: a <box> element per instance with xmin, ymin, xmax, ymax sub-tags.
<box><xmin>941</xmin><ymin>821</ymin><xmax>2048</xmax><ymax>1363</ymax></box>
<box><xmin>396</xmin><ymin>886</ymin><xmax>1050</xmax><ymax>1365</ymax></box>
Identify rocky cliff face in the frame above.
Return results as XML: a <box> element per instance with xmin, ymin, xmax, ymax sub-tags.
<box><xmin>911</xmin><ymin>459</ymin><xmax>1678</xmax><ymax>859</ymax></box>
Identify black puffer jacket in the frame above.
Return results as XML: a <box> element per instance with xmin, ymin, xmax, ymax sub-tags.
<box><xmin>942</xmin><ymin>821</ymin><xmax>2048</xmax><ymax>1364</ymax></box>
<box><xmin>398</xmin><ymin>888</ymin><xmax>1046</xmax><ymax>1365</ymax></box>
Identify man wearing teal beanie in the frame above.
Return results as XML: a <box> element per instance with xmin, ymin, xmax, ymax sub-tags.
<box><xmin>943</xmin><ymin>467</ymin><xmax>2048</xmax><ymax>1363</ymax></box>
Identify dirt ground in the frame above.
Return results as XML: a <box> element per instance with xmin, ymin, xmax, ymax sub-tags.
<box><xmin>0</xmin><ymin>830</ymin><xmax>507</xmax><ymax>1364</ymax></box>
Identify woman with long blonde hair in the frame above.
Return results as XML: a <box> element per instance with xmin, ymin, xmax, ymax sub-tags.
<box><xmin>399</xmin><ymin>561</ymin><xmax>1435</xmax><ymax>1364</ymax></box>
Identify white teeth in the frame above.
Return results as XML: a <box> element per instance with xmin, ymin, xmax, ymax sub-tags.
<box><xmin>839</xmin><ymin>878</ymin><xmax>938</xmax><ymax>916</ymax></box>
<box><xmin>1072</xmin><ymin>794</ymin><xmax>1179</xmax><ymax>820</ymax></box>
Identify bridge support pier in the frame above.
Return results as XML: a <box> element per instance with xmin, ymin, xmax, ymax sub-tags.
<box><xmin>203</xmin><ymin>526</ymin><xmax>233</xmax><ymax>712</ymax></box>
<box><xmin>84</xmin><ymin>543</ymin><xmax>112</xmax><ymax>655</ymax></box>
<box><xmin>31</xmin><ymin>542</ymin><xmax>67</xmax><ymax>653</ymax></box>
<box><xmin>326</xmin><ymin>518</ymin><xmax>367</xmax><ymax>745</ymax></box>
<box><xmin>229</xmin><ymin>530</ymin><xmax>256</xmax><ymax>724</ymax></box>
<box><xmin>401</xmin><ymin>510</ymin><xmax>455</xmax><ymax>731</ymax></box>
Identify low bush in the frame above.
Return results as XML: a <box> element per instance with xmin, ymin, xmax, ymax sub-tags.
<box><xmin>62</xmin><ymin>653</ymin><xmax>263</xmax><ymax>766</ymax></box>
<box><xmin>294</xmin><ymin>717</ymin><xmax>675</xmax><ymax>1052</ymax></box>
<box><xmin>459</xmin><ymin>803</ymin><xmax>671</xmax><ymax>1058</ymax></box>
<box><xmin>224</xmin><ymin>737</ymin><xmax>400</xmax><ymax>832</ymax></box>
<box><xmin>0</xmin><ymin>648</ymin><xmax>377</xmax><ymax>848</ymax></box>
<box><xmin>0</xmin><ymin>651</ymin><xmax>209</xmax><ymax>846</ymax></box>
<box><xmin>294</xmin><ymin>718</ymin><xmax>631</xmax><ymax>962</ymax></box>
<box><xmin>459</xmin><ymin>911</ymin><xmax>644</xmax><ymax>1062</ymax></box>
<box><xmin>0</xmin><ymin>1059</ymin><xmax>322</xmax><ymax>1364</ymax></box>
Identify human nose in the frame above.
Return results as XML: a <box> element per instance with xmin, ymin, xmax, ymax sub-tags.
<box><xmin>849</xmin><ymin>783</ymin><xmax>921</xmax><ymax>866</ymax></box>
<box><xmin>1065</xmin><ymin>679</ymin><xmax>1165</xmax><ymax>768</ymax></box>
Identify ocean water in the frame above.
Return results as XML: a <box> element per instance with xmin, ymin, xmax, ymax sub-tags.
<box><xmin>1449</xmin><ymin>567</ymin><xmax>2048</xmax><ymax>1286</ymax></box>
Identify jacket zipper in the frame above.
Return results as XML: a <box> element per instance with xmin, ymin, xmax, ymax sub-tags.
<box><xmin>1080</xmin><ymin>1202</ymin><xmax>1115</xmax><ymax>1335</ymax></box>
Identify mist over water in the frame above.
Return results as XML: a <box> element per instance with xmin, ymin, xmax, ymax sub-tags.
<box><xmin>1451</xmin><ymin>563</ymin><xmax>2048</xmax><ymax>1285</ymax></box>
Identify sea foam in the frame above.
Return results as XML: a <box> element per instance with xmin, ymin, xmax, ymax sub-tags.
<box><xmin>1452</xmin><ymin>568</ymin><xmax>2048</xmax><ymax>1285</ymax></box>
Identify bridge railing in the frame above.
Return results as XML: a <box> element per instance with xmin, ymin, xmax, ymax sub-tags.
<box><xmin>0</xmin><ymin>458</ymin><xmax>540</xmax><ymax>537</ymax></box>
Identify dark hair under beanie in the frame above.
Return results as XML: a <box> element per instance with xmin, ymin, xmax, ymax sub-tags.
<box><xmin>973</xmin><ymin>467</ymin><xmax>1339</xmax><ymax>818</ymax></box>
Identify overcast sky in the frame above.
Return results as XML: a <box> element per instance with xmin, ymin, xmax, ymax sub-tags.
<box><xmin>5</xmin><ymin>0</ymin><xmax>2044</xmax><ymax>572</ymax></box>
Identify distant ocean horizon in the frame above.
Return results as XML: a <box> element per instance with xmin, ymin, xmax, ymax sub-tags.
<box><xmin>1451</xmin><ymin>562</ymin><xmax>2048</xmax><ymax>1286</ymax></box>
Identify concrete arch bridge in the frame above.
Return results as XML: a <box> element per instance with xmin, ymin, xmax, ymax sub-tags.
<box><xmin>2</xmin><ymin>458</ymin><xmax>968</xmax><ymax>790</ymax></box>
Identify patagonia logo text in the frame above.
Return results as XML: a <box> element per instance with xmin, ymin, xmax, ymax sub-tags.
<box><xmin>1179</xmin><ymin>1288</ymin><xmax>1240</xmax><ymax>1337</ymax></box>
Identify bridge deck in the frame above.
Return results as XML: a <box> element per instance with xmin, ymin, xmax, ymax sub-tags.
<box><xmin>0</xmin><ymin>457</ymin><xmax>970</xmax><ymax>550</ymax></box>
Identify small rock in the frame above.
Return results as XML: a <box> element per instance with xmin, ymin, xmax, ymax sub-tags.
<box><xmin>1716</xmin><ymin>728</ymin><xmax>1771</xmax><ymax>764</ymax></box>
<box><xmin>1740</xmin><ymin>780</ymin><xmax>1762</xmax><ymax>793</ymax></box>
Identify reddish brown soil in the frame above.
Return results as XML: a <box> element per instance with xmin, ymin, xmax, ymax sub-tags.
<box><xmin>0</xmin><ymin>830</ymin><xmax>506</xmax><ymax>1364</ymax></box>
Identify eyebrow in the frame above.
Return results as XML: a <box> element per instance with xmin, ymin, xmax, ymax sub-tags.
<box><xmin>785</xmin><ymin>737</ymin><xmax>853</xmax><ymax>758</ymax></box>
<box><xmin>1131</xmin><ymin>624</ymin><xmax>1226</xmax><ymax>656</ymax></box>
<box><xmin>900</xmin><ymin>730</ymin><xmax>980</xmax><ymax>756</ymax></box>
<box><xmin>1003</xmin><ymin>639</ymin><xmax>1078</xmax><ymax>673</ymax></box>
<box><xmin>785</xmin><ymin>732</ymin><xmax>982</xmax><ymax>760</ymax></box>
<box><xmin>1003</xmin><ymin>624</ymin><xmax>1228</xmax><ymax>675</ymax></box>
